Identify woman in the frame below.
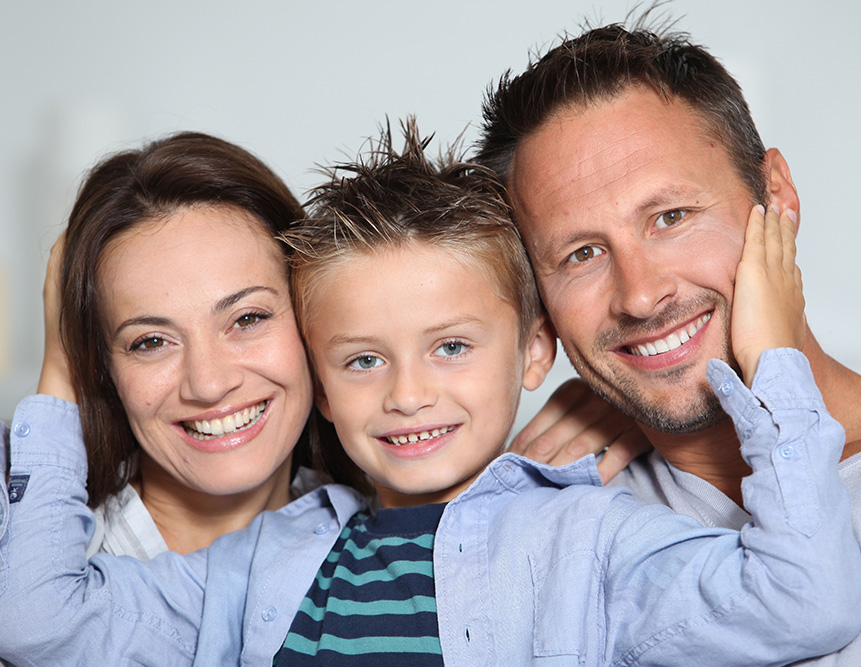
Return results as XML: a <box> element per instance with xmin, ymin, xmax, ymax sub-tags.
<box><xmin>36</xmin><ymin>131</ymin><xmax>366</xmax><ymax>559</ymax></box>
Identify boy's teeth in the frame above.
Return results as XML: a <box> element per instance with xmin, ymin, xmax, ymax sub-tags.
<box><xmin>628</xmin><ymin>313</ymin><xmax>711</xmax><ymax>357</ymax></box>
<box><xmin>386</xmin><ymin>426</ymin><xmax>454</xmax><ymax>446</ymax></box>
<box><xmin>184</xmin><ymin>402</ymin><xmax>267</xmax><ymax>440</ymax></box>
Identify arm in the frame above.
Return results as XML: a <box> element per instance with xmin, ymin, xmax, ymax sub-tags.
<box><xmin>607</xmin><ymin>206</ymin><xmax>860</xmax><ymax>664</ymax></box>
<box><xmin>510</xmin><ymin>377</ymin><xmax>651</xmax><ymax>482</ymax></box>
<box><xmin>0</xmin><ymin>396</ymin><xmax>205</xmax><ymax>665</ymax></box>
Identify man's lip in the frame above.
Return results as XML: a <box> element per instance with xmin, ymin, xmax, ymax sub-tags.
<box><xmin>617</xmin><ymin>311</ymin><xmax>713</xmax><ymax>357</ymax></box>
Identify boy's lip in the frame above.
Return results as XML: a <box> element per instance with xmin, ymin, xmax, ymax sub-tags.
<box><xmin>376</xmin><ymin>423</ymin><xmax>460</xmax><ymax>446</ymax></box>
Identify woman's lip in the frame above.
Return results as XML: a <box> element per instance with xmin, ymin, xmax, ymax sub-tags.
<box><xmin>178</xmin><ymin>398</ymin><xmax>271</xmax><ymax>424</ymax></box>
<box><xmin>176</xmin><ymin>400</ymin><xmax>272</xmax><ymax>453</ymax></box>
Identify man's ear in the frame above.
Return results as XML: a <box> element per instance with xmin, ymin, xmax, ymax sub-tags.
<box><xmin>764</xmin><ymin>148</ymin><xmax>800</xmax><ymax>228</ymax></box>
<box><xmin>315</xmin><ymin>378</ymin><xmax>333</xmax><ymax>422</ymax></box>
<box><xmin>522</xmin><ymin>315</ymin><xmax>557</xmax><ymax>391</ymax></box>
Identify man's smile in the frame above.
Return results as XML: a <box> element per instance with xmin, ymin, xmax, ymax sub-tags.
<box><xmin>624</xmin><ymin>312</ymin><xmax>712</xmax><ymax>357</ymax></box>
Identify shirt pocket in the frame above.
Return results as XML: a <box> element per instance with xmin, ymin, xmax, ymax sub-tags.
<box><xmin>530</xmin><ymin>547</ymin><xmax>602</xmax><ymax>661</ymax></box>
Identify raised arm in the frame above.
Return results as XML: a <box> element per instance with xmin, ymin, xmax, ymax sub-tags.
<box><xmin>606</xmin><ymin>205</ymin><xmax>860</xmax><ymax>664</ymax></box>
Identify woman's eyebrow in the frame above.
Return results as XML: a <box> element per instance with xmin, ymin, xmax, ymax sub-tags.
<box><xmin>213</xmin><ymin>286</ymin><xmax>279</xmax><ymax>314</ymax></box>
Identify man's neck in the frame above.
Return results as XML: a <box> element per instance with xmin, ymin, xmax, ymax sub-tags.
<box><xmin>641</xmin><ymin>418</ymin><xmax>748</xmax><ymax>506</ymax></box>
<box><xmin>644</xmin><ymin>330</ymin><xmax>861</xmax><ymax>507</ymax></box>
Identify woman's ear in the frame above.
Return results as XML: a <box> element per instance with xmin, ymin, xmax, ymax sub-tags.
<box><xmin>764</xmin><ymin>148</ymin><xmax>800</xmax><ymax>229</ymax></box>
<box><xmin>522</xmin><ymin>315</ymin><xmax>557</xmax><ymax>392</ymax></box>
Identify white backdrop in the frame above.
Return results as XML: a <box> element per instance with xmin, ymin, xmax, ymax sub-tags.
<box><xmin>2</xmin><ymin>0</ymin><xmax>859</xmax><ymax>433</ymax></box>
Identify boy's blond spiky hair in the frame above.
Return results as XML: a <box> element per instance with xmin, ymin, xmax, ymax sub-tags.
<box><xmin>282</xmin><ymin>117</ymin><xmax>542</xmax><ymax>345</ymax></box>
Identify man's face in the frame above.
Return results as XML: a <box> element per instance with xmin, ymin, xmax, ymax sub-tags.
<box><xmin>509</xmin><ymin>87</ymin><xmax>755</xmax><ymax>433</ymax></box>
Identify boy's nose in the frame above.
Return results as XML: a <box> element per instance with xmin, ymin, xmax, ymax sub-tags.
<box><xmin>383</xmin><ymin>364</ymin><xmax>437</xmax><ymax>415</ymax></box>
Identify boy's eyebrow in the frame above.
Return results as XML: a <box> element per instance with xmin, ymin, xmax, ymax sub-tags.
<box><xmin>325</xmin><ymin>315</ymin><xmax>487</xmax><ymax>348</ymax></box>
<box><xmin>422</xmin><ymin>315</ymin><xmax>485</xmax><ymax>335</ymax></box>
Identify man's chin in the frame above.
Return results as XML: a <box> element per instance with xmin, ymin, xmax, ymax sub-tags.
<box><xmin>592</xmin><ymin>379</ymin><xmax>729</xmax><ymax>435</ymax></box>
<box><xmin>632</xmin><ymin>396</ymin><xmax>729</xmax><ymax>434</ymax></box>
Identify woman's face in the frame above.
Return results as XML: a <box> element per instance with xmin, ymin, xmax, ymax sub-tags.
<box><xmin>97</xmin><ymin>206</ymin><xmax>313</xmax><ymax>497</ymax></box>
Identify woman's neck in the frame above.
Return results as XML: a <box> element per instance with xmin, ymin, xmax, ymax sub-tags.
<box><xmin>131</xmin><ymin>453</ymin><xmax>295</xmax><ymax>554</ymax></box>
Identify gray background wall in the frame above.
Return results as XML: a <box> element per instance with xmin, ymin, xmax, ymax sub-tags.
<box><xmin>2</xmin><ymin>1</ymin><xmax>858</xmax><ymax>436</ymax></box>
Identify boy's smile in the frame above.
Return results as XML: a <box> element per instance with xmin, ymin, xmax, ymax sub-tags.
<box><xmin>308</xmin><ymin>242</ymin><xmax>554</xmax><ymax>508</ymax></box>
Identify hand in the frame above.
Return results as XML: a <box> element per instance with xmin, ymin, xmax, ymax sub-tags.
<box><xmin>510</xmin><ymin>378</ymin><xmax>651</xmax><ymax>483</ymax></box>
<box><xmin>730</xmin><ymin>204</ymin><xmax>806</xmax><ymax>386</ymax></box>
<box><xmin>37</xmin><ymin>232</ymin><xmax>77</xmax><ymax>402</ymax></box>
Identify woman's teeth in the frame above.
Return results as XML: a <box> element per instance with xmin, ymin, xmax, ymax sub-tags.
<box><xmin>385</xmin><ymin>425</ymin><xmax>455</xmax><ymax>446</ymax></box>
<box><xmin>184</xmin><ymin>401</ymin><xmax>267</xmax><ymax>440</ymax></box>
<box><xmin>627</xmin><ymin>313</ymin><xmax>711</xmax><ymax>357</ymax></box>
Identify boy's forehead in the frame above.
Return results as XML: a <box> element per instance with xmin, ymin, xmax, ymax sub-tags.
<box><xmin>305</xmin><ymin>242</ymin><xmax>521</xmax><ymax>341</ymax></box>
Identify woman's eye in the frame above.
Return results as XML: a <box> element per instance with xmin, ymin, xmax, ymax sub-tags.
<box><xmin>349</xmin><ymin>355</ymin><xmax>383</xmax><ymax>370</ymax></box>
<box><xmin>234</xmin><ymin>312</ymin><xmax>269</xmax><ymax>329</ymax></box>
<box><xmin>568</xmin><ymin>245</ymin><xmax>605</xmax><ymax>263</ymax></box>
<box><xmin>655</xmin><ymin>209</ymin><xmax>687</xmax><ymax>229</ymax></box>
<box><xmin>131</xmin><ymin>336</ymin><xmax>166</xmax><ymax>352</ymax></box>
<box><xmin>435</xmin><ymin>341</ymin><xmax>466</xmax><ymax>357</ymax></box>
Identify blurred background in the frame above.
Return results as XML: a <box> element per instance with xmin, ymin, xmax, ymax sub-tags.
<box><xmin>2</xmin><ymin>0</ymin><xmax>859</xmax><ymax>434</ymax></box>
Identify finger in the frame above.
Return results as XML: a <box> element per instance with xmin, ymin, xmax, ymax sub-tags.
<box><xmin>512</xmin><ymin>395</ymin><xmax>612</xmax><ymax>461</ymax></box>
<box><xmin>509</xmin><ymin>379</ymin><xmax>591</xmax><ymax>454</ymax></box>
<box><xmin>540</xmin><ymin>407</ymin><xmax>635</xmax><ymax>466</ymax></box>
<box><xmin>596</xmin><ymin>428</ymin><xmax>652</xmax><ymax>485</ymax></box>
<box><xmin>762</xmin><ymin>203</ymin><xmax>783</xmax><ymax>268</ymax></box>
<box><xmin>779</xmin><ymin>208</ymin><xmax>799</xmax><ymax>274</ymax></box>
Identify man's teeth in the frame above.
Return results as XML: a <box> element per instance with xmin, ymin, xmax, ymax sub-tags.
<box><xmin>385</xmin><ymin>426</ymin><xmax>455</xmax><ymax>446</ymax></box>
<box><xmin>627</xmin><ymin>313</ymin><xmax>712</xmax><ymax>357</ymax></box>
<box><xmin>184</xmin><ymin>402</ymin><xmax>267</xmax><ymax>440</ymax></box>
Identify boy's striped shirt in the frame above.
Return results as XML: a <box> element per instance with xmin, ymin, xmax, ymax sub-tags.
<box><xmin>273</xmin><ymin>503</ymin><xmax>445</xmax><ymax>666</ymax></box>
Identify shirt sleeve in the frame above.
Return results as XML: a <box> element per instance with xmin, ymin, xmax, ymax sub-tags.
<box><xmin>603</xmin><ymin>349</ymin><xmax>861</xmax><ymax>666</ymax></box>
<box><xmin>0</xmin><ymin>395</ymin><xmax>207</xmax><ymax>666</ymax></box>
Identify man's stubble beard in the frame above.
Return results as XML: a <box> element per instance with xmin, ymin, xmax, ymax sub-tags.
<box><xmin>558</xmin><ymin>292</ymin><xmax>738</xmax><ymax>435</ymax></box>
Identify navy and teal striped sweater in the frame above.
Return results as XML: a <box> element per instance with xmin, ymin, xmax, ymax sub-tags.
<box><xmin>273</xmin><ymin>503</ymin><xmax>446</xmax><ymax>666</ymax></box>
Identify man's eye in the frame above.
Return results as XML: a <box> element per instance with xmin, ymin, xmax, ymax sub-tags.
<box><xmin>568</xmin><ymin>245</ymin><xmax>605</xmax><ymax>263</ymax></box>
<box><xmin>655</xmin><ymin>209</ymin><xmax>687</xmax><ymax>229</ymax></box>
<box><xmin>349</xmin><ymin>355</ymin><xmax>383</xmax><ymax>370</ymax></box>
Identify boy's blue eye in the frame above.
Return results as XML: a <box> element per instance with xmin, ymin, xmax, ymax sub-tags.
<box><xmin>349</xmin><ymin>355</ymin><xmax>382</xmax><ymax>370</ymax></box>
<box><xmin>435</xmin><ymin>341</ymin><xmax>466</xmax><ymax>357</ymax></box>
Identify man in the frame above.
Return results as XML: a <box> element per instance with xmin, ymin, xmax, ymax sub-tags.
<box><xmin>476</xmin><ymin>19</ymin><xmax>861</xmax><ymax>665</ymax></box>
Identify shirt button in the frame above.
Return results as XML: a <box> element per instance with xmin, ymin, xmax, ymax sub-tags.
<box><xmin>261</xmin><ymin>605</ymin><xmax>278</xmax><ymax>622</ymax></box>
<box><xmin>719</xmin><ymin>381</ymin><xmax>734</xmax><ymax>396</ymax></box>
<box><xmin>13</xmin><ymin>422</ymin><xmax>30</xmax><ymax>437</ymax></box>
<box><xmin>779</xmin><ymin>444</ymin><xmax>795</xmax><ymax>460</ymax></box>
<box><xmin>314</xmin><ymin>522</ymin><xmax>330</xmax><ymax>535</ymax></box>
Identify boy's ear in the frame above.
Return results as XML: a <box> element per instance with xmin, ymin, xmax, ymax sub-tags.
<box><xmin>522</xmin><ymin>315</ymin><xmax>557</xmax><ymax>392</ymax></box>
<box><xmin>315</xmin><ymin>379</ymin><xmax>334</xmax><ymax>422</ymax></box>
<box><xmin>764</xmin><ymin>148</ymin><xmax>800</xmax><ymax>229</ymax></box>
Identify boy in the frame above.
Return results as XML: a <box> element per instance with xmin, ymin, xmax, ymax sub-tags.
<box><xmin>273</xmin><ymin>119</ymin><xmax>861</xmax><ymax>665</ymax></box>
<box><xmin>0</xmin><ymin>121</ymin><xmax>859</xmax><ymax>667</ymax></box>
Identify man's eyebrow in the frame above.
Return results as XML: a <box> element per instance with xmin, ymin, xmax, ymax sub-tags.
<box><xmin>636</xmin><ymin>185</ymin><xmax>700</xmax><ymax>214</ymax></box>
<box><xmin>213</xmin><ymin>286</ymin><xmax>279</xmax><ymax>314</ymax></box>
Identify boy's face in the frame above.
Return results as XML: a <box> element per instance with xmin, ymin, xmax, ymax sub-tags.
<box><xmin>308</xmin><ymin>242</ymin><xmax>553</xmax><ymax>508</ymax></box>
